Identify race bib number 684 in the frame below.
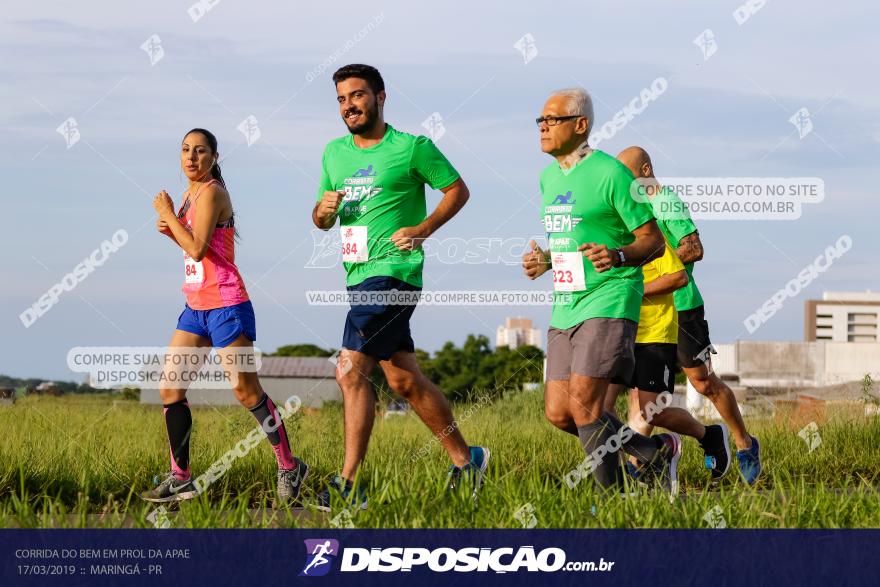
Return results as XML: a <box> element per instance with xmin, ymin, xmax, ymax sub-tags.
<box><xmin>184</xmin><ymin>254</ymin><xmax>205</xmax><ymax>284</ymax></box>
<box><xmin>341</xmin><ymin>226</ymin><xmax>369</xmax><ymax>263</ymax></box>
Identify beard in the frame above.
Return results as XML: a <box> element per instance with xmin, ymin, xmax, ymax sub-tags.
<box><xmin>342</xmin><ymin>98</ymin><xmax>380</xmax><ymax>135</ymax></box>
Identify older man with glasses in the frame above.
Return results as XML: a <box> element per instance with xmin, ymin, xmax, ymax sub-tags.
<box><xmin>522</xmin><ymin>87</ymin><xmax>682</xmax><ymax>494</ymax></box>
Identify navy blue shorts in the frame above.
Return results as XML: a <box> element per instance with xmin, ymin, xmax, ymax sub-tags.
<box><xmin>176</xmin><ymin>300</ymin><xmax>257</xmax><ymax>348</ymax></box>
<box><xmin>342</xmin><ymin>276</ymin><xmax>420</xmax><ymax>360</ymax></box>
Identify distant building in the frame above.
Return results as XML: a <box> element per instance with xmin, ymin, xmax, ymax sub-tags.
<box><xmin>139</xmin><ymin>356</ymin><xmax>341</xmax><ymax>407</ymax></box>
<box><xmin>805</xmin><ymin>291</ymin><xmax>880</xmax><ymax>342</ymax></box>
<box><xmin>709</xmin><ymin>340</ymin><xmax>880</xmax><ymax>389</ymax></box>
<box><xmin>496</xmin><ymin>317</ymin><xmax>542</xmax><ymax>350</ymax></box>
<box><xmin>32</xmin><ymin>382</ymin><xmax>62</xmax><ymax>396</ymax></box>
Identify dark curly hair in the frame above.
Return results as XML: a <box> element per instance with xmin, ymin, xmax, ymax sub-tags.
<box><xmin>332</xmin><ymin>64</ymin><xmax>384</xmax><ymax>94</ymax></box>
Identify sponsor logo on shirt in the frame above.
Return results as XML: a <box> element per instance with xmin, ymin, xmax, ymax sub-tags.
<box><xmin>353</xmin><ymin>165</ymin><xmax>376</xmax><ymax>177</ymax></box>
<box><xmin>548</xmin><ymin>236</ymin><xmax>572</xmax><ymax>250</ymax></box>
<box><xmin>342</xmin><ymin>165</ymin><xmax>382</xmax><ymax>215</ymax></box>
<box><xmin>543</xmin><ymin>191</ymin><xmax>582</xmax><ymax>233</ymax></box>
<box><xmin>550</xmin><ymin>191</ymin><xmax>576</xmax><ymax>205</ymax></box>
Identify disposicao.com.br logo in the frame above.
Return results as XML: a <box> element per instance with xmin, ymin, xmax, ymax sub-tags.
<box><xmin>299</xmin><ymin>539</ymin><xmax>614</xmax><ymax>575</ymax></box>
<box><xmin>300</xmin><ymin>539</ymin><xmax>339</xmax><ymax>577</ymax></box>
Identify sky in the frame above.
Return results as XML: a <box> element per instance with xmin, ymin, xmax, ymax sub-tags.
<box><xmin>2</xmin><ymin>1</ymin><xmax>878</xmax><ymax>380</ymax></box>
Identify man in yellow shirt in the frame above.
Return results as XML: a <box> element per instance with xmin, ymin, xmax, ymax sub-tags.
<box><xmin>604</xmin><ymin>243</ymin><xmax>730</xmax><ymax>482</ymax></box>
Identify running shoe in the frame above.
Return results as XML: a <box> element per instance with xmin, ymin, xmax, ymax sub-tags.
<box><xmin>140</xmin><ymin>472</ymin><xmax>198</xmax><ymax>503</ymax></box>
<box><xmin>276</xmin><ymin>458</ymin><xmax>310</xmax><ymax>507</ymax></box>
<box><xmin>644</xmin><ymin>433</ymin><xmax>681</xmax><ymax>496</ymax></box>
<box><xmin>736</xmin><ymin>435</ymin><xmax>762</xmax><ymax>485</ymax></box>
<box><xmin>315</xmin><ymin>476</ymin><xmax>367</xmax><ymax>513</ymax></box>
<box><xmin>625</xmin><ymin>460</ymin><xmax>649</xmax><ymax>488</ymax></box>
<box><xmin>700</xmin><ymin>423</ymin><xmax>731</xmax><ymax>482</ymax></box>
<box><xmin>446</xmin><ymin>446</ymin><xmax>491</xmax><ymax>501</ymax></box>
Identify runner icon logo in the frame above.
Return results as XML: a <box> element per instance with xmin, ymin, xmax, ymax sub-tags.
<box><xmin>551</xmin><ymin>191</ymin><xmax>576</xmax><ymax>205</ymax></box>
<box><xmin>300</xmin><ymin>539</ymin><xmax>340</xmax><ymax>577</ymax></box>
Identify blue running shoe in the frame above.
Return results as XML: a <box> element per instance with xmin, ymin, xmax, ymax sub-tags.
<box><xmin>625</xmin><ymin>461</ymin><xmax>648</xmax><ymax>487</ymax></box>
<box><xmin>625</xmin><ymin>461</ymin><xmax>640</xmax><ymax>481</ymax></box>
<box><xmin>736</xmin><ymin>435</ymin><xmax>761</xmax><ymax>485</ymax></box>
<box><xmin>447</xmin><ymin>446</ymin><xmax>491</xmax><ymax>501</ymax></box>
<box><xmin>315</xmin><ymin>475</ymin><xmax>367</xmax><ymax>513</ymax></box>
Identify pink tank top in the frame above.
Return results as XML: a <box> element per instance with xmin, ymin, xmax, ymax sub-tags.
<box><xmin>177</xmin><ymin>179</ymin><xmax>249</xmax><ymax>310</ymax></box>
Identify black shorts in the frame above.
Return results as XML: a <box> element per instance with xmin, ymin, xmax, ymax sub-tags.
<box><xmin>342</xmin><ymin>276</ymin><xmax>420</xmax><ymax>361</ymax></box>
<box><xmin>677</xmin><ymin>305</ymin><xmax>715</xmax><ymax>369</ymax></box>
<box><xmin>628</xmin><ymin>343</ymin><xmax>677</xmax><ymax>393</ymax></box>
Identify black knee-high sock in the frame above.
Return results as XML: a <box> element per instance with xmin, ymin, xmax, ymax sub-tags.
<box><xmin>163</xmin><ymin>399</ymin><xmax>192</xmax><ymax>479</ymax></box>
<box><xmin>601</xmin><ymin>411</ymin><xmax>660</xmax><ymax>463</ymax></box>
<box><xmin>576</xmin><ymin>419</ymin><xmax>624</xmax><ymax>489</ymax></box>
<box><xmin>248</xmin><ymin>393</ymin><xmax>296</xmax><ymax>469</ymax></box>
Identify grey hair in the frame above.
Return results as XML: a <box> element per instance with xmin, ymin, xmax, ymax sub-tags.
<box><xmin>549</xmin><ymin>87</ymin><xmax>594</xmax><ymax>136</ymax></box>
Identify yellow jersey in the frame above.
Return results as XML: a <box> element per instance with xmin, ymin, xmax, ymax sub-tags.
<box><xmin>636</xmin><ymin>243</ymin><xmax>685</xmax><ymax>344</ymax></box>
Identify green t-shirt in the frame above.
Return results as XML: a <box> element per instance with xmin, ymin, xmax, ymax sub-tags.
<box><xmin>540</xmin><ymin>150</ymin><xmax>655</xmax><ymax>330</ymax></box>
<box><xmin>317</xmin><ymin>124</ymin><xmax>460</xmax><ymax>288</ymax></box>
<box><xmin>649</xmin><ymin>188</ymin><xmax>704</xmax><ymax>311</ymax></box>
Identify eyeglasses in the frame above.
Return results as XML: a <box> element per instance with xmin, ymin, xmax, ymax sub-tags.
<box><xmin>535</xmin><ymin>115</ymin><xmax>581</xmax><ymax>127</ymax></box>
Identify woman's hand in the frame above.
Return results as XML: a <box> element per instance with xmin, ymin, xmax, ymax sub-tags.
<box><xmin>153</xmin><ymin>190</ymin><xmax>175</xmax><ymax>218</ymax></box>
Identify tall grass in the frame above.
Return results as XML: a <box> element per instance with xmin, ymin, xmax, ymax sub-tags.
<box><xmin>1</xmin><ymin>392</ymin><xmax>879</xmax><ymax>528</ymax></box>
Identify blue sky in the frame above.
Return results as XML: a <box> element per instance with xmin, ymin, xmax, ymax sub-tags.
<box><xmin>2</xmin><ymin>1</ymin><xmax>878</xmax><ymax>380</ymax></box>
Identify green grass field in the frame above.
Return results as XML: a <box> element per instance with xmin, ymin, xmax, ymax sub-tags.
<box><xmin>2</xmin><ymin>391</ymin><xmax>879</xmax><ymax>528</ymax></box>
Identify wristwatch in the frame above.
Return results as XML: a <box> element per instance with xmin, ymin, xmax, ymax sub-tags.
<box><xmin>613</xmin><ymin>248</ymin><xmax>625</xmax><ymax>268</ymax></box>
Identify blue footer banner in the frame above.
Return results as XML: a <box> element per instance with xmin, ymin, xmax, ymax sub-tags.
<box><xmin>0</xmin><ymin>529</ymin><xmax>873</xmax><ymax>585</ymax></box>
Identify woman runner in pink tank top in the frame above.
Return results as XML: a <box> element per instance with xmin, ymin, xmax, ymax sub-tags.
<box><xmin>142</xmin><ymin>128</ymin><xmax>309</xmax><ymax>505</ymax></box>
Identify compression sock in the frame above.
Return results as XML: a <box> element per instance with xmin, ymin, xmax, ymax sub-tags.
<box><xmin>249</xmin><ymin>393</ymin><xmax>296</xmax><ymax>470</ymax></box>
<box><xmin>576</xmin><ymin>419</ymin><xmax>624</xmax><ymax>489</ymax></box>
<box><xmin>163</xmin><ymin>399</ymin><xmax>192</xmax><ymax>480</ymax></box>
<box><xmin>601</xmin><ymin>411</ymin><xmax>660</xmax><ymax>464</ymax></box>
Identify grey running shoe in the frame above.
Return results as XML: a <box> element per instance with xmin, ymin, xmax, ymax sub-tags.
<box><xmin>276</xmin><ymin>458</ymin><xmax>310</xmax><ymax>507</ymax></box>
<box><xmin>140</xmin><ymin>472</ymin><xmax>198</xmax><ymax>503</ymax></box>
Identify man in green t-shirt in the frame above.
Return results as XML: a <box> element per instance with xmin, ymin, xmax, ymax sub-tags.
<box><xmin>617</xmin><ymin>146</ymin><xmax>761</xmax><ymax>485</ymax></box>
<box><xmin>522</xmin><ymin>87</ymin><xmax>681</xmax><ymax>494</ymax></box>
<box><xmin>311</xmin><ymin>64</ymin><xmax>489</xmax><ymax>509</ymax></box>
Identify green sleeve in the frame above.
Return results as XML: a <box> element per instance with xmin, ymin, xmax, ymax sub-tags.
<box><xmin>660</xmin><ymin>218</ymin><xmax>698</xmax><ymax>247</ymax></box>
<box><xmin>608</xmin><ymin>164</ymin><xmax>654</xmax><ymax>231</ymax></box>
<box><xmin>316</xmin><ymin>148</ymin><xmax>332</xmax><ymax>201</ymax></box>
<box><xmin>410</xmin><ymin>136</ymin><xmax>460</xmax><ymax>190</ymax></box>
<box><xmin>652</xmin><ymin>190</ymin><xmax>697</xmax><ymax>246</ymax></box>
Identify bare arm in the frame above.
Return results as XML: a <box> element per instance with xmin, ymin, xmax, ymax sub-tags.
<box><xmin>154</xmin><ymin>186</ymin><xmax>226</xmax><ymax>261</ymax></box>
<box><xmin>676</xmin><ymin>231</ymin><xmax>704</xmax><ymax>264</ymax></box>
<box><xmin>643</xmin><ymin>269</ymin><xmax>688</xmax><ymax>298</ymax></box>
<box><xmin>419</xmin><ymin>177</ymin><xmax>469</xmax><ymax>237</ymax></box>
<box><xmin>390</xmin><ymin>178</ymin><xmax>470</xmax><ymax>250</ymax></box>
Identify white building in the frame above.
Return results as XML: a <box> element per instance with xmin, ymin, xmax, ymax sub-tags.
<box><xmin>496</xmin><ymin>317</ymin><xmax>542</xmax><ymax>350</ymax></box>
<box><xmin>805</xmin><ymin>291</ymin><xmax>880</xmax><ymax>343</ymax></box>
<box><xmin>702</xmin><ymin>291</ymin><xmax>880</xmax><ymax>389</ymax></box>
<box><xmin>140</xmin><ymin>356</ymin><xmax>341</xmax><ymax>407</ymax></box>
<box><xmin>708</xmin><ymin>340</ymin><xmax>880</xmax><ymax>389</ymax></box>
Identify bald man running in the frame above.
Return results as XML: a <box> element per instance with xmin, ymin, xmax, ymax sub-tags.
<box><xmin>614</xmin><ymin>146</ymin><xmax>761</xmax><ymax>485</ymax></box>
